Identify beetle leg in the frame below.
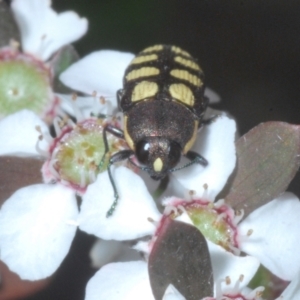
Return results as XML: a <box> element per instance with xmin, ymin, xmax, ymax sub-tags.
<box><xmin>106</xmin><ymin>149</ymin><xmax>134</xmax><ymax>217</ymax></box>
<box><xmin>99</xmin><ymin>124</ymin><xmax>125</xmax><ymax>170</ymax></box>
<box><xmin>185</xmin><ymin>150</ymin><xmax>208</xmax><ymax>166</ymax></box>
<box><xmin>201</xmin><ymin>114</ymin><xmax>220</xmax><ymax>126</ymax></box>
<box><xmin>117</xmin><ymin>89</ymin><xmax>124</xmax><ymax>110</ymax></box>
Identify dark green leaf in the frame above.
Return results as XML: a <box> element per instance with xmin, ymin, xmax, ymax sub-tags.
<box><xmin>0</xmin><ymin>155</ymin><xmax>45</xmax><ymax>205</ymax></box>
<box><xmin>225</xmin><ymin>122</ymin><xmax>300</xmax><ymax>217</ymax></box>
<box><xmin>148</xmin><ymin>218</ymin><xmax>213</xmax><ymax>300</ymax></box>
<box><xmin>0</xmin><ymin>1</ymin><xmax>20</xmax><ymax>48</ymax></box>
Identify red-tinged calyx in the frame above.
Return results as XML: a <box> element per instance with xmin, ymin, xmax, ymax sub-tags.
<box><xmin>43</xmin><ymin>118</ymin><xmax>124</xmax><ymax>192</ymax></box>
<box><xmin>163</xmin><ymin>198</ymin><xmax>240</xmax><ymax>253</ymax></box>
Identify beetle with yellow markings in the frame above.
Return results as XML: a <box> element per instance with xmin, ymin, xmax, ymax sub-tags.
<box><xmin>101</xmin><ymin>45</ymin><xmax>209</xmax><ymax>216</ymax></box>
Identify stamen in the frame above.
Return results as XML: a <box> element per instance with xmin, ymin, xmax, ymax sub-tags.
<box><xmin>35</xmin><ymin>125</ymin><xmax>42</xmax><ymax>133</ymax></box>
<box><xmin>227</xmin><ymin>243</ymin><xmax>241</xmax><ymax>255</ymax></box>
<box><xmin>53</xmin><ymin>116</ymin><xmax>62</xmax><ymax>136</ymax></box>
<box><xmin>49</xmin><ymin>158</ymin><xmax>60</xmax><ymax>179</ymax></box>
<box><xmin>164</xmin><ymin>205</ymin><xmax>178</xmax><ymax>216</ymax></box>
<box><xmin>70</xmin><ymin>93</ymin><xmax>84</xmax><ymax>122</ymax></box>
<box><xmin>233</xmin><ymin>209</ymin><xmax>244</xmax><ymax>225</ymax></box>
<box><xmin>247</xmin><ymin>229</ymin><xmax>253</xmax><ymax>236</ymax></box>
<box><xmin>177</xmin><ymin>205</ymin><xmax>187</xmax><ymax>214</ymax></box>
<box><xmin>225</xmin><ymin>276</ymin><xmax>231</xmax><ymax>285</ymax></box>
<box><xmin>79</xmin><ymin>167</ymin><xmax>86</xmax><ymax>188</ymax></box>
<box><xmin>9</xmin><ymin>39</ymin><xmax>20</xmax><ymax>49</ymax></box>
<box><xmin>99</xmin><ymin>96</ymin><xmax>106</xmax><ymax>104</ymax></box>
<box><xmin>215</xmin><ymin>212</ymin><xmax>227</xmax><ymax>224</ymax></box>
<box><xmin>92</xmin><ymin>91</ymin><xmax>97</xmax><ymax>97</ymax></box>
<box><xmin>214</xmin><ymin>198</ymin><xmax>225</xmax><ymax>208</ymax></box>
<box><xmin>188</xmin><ymin>189</ymin><xmax>196</xmax><ymax>197</ymax></box>
<box><xmin>72</xmin><ymin>93</ymin><xmax>77</xmax><ymax>101</ymax></box>
<box><xmin>35</xmin><ymin>135</ymin><xmax>49</xmax><ymax>157</ymax></box>
<box><xmin>246</xmin><ymin>286</ymin><xmax>265</xmax><ymax>299</ymax></box>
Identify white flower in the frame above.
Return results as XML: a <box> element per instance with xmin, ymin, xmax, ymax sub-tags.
<box><xmin>59</xmin><ymin>49</ymin><xmax>300</xmax><ymax>293</ymax></box>
<box><xmin>58</xmin><ymin>52</ymin><xmax>268</xmax><ymax>291</ymax></box>
<box><xmin>84</xmin><ymin>261</ymin><xmax>264</xmax><ymax>300</ymax></box>
<box><xmin>0</xmin><ymin>0</ymin><xmax>88</xmax><ymax>120</ymax></box>
<box><xmin>11</xmin><ymin>0</ymin><xmax>88</xmax><ymax>61</ymax></box>
<box><xmin>77</xmin><ymin>113</ymin><xmax>261</xmax><ymax>293</ymax></box>
<box><xmin>238</xmin><ymin>192</ymin><xmax>300</xmax><ymax>281</ymax></box>
<box><xmin>0</xmin><ymin>110</ymin><xmax>78</xmax><ymax>280</ymax></box>
<box><xmin>0</xmin><ymin>109</ymin><xmax>160</xmax><ymax>281</ymax></box>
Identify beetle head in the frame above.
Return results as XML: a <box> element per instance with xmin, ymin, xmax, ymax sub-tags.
<box><xmin>135</xmin><ymin>137</ymin><xmax>181</xmax><ymax>180</ymax></box>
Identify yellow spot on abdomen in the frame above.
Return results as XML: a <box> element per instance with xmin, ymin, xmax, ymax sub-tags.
<box><xmin>153</xmin><ymin>157</ymin><xmax>163</xmax><ymax>172</ymax></box>
<box><xmin>170</xmin><ymin>69</ymin><xmax>203</xmax><ymax>87</ymax></box>
<box><xmin>124</xmin><ymin>116</ymin><xmax>135</xmax><ymax>150</ymax></box>
<box><xmin>183</xmin><ymin>121</ymin><xmax>199</xmax><ymax>154</ymax></box>
<box><xmin>132</xmin><ymin>81</ymin><xmax>158</xmax><ymax>102</ymax></box>
<box><xmin>130</xmin><ymin>54</ymin><xmax>158</xmax><ymax>65</ymax></box>
<box><xmin>174</xmin><ymin>56</ymin><xmax>201</xmax><ymax>71</ymax></box>
<box><xmin>169</xmin><ymin>83</ymin><xmax>194</xmax><ymax>107</ymax></box>
<box><xmin>126</xmin><ymin>67</ymin><xmax>160</xmax><ymax>81</ymax></box>
<box><xmin>171</xmin><ymin>46</ymin><xmax>191</xmax><ymax>57</ymax></box>
<box><xmin>141</xmin><ymin>45</ymin><xmax>163</xmax><ymax>53</ymax></box>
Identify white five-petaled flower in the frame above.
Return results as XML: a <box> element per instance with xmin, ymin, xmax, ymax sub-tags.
<box><xmin>1</xmin><ymin>47</ymin><xmax>300</xmax><ymax>300</ymax></box>
<box><xmin>0</xmin><ymin>0</ymin><xmax>88</xmax><ymax>120</ymax></box>
<box><xmin>59</xmin><ymin>48</ymin><xmax>300</xmax><ymax>299</ymax></box>
<box><xmin>11</xmin><ymin>0</ymin><xmax>88</xmax><ymax>61</ymax></box>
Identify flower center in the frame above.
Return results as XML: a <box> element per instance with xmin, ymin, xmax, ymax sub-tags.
<box><xmin>46</xmin><ymin>118</ymin><xmax>122</xmax><ymax>192</ymax></box>
<box><xmin>166</xmin><ymin>198</ymin><xmax>239</xmax><ymax>252</ymax></box>
<box><xmin>0</xmin><ymin>48</ymin><xmax>53</xmax><ymax>119</ymax></box>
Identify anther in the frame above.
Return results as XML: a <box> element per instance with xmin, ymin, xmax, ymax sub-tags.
<box><xmin>189</xmin><ymin>190</ymin><xmax>195</xmax><ymax>196</ymax></box>
<box><xmin>100</xmin><ymin>96</ymin><xmax>106</xmax><ymax>104</ymax></box>
<box><xmin>247</xmin><ymin>229</ymin><xmax>253</xmax><ymax>236</ymax></box>
<box><xmin>72</xmin><ymin>93</ymin><xmax>78</xmax><ymax>101</ymax></box>
<box><xmin>9</xmin><ymin>39</ymin><xmax>20</xmax><ymax>49</ymax></box>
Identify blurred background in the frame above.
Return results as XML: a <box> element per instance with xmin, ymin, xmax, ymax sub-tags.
<box><xmin>3</xmin><ymin>0</ymin><xmax>300</xmax><ymax>299</ymax></box>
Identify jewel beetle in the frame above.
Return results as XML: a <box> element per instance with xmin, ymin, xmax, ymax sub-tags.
<box><xmin>101</xmin><ymin>45</ymin><xmax>209</xmax><ymax>216</ymax></box>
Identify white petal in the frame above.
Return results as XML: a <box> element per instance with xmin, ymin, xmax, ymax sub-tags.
<box><xmin>79</xmin><ymin>166</ymin><xmax>161</xmax><ymax>240</ymax></box>
<box><xmin>59</xmin><ymin>50</ymin><xmax>134</xmax><ymax>99</ymax></box>
<box><xmin>238</xmin><ymin>192</ymin><xmax>300</xmax><ymax>281</ymax></box>
<box><xmin>208</xmin><ymin>241</ymin><xmax>260</xmax><ymax>295</ymax></box>
<box><xmin>204</xmin><ymin>87</ymin><xmax>221</xmax><ymax>104</ymax></box>
<box><xmin>0</xmin><ymin>184</ymin><xmax>78</xmax><ymax>280</ymax></box>
<box><xmin>11</xmin><ymin>0</ymin><xmax>88</xmax><ymax>61</ymax></box>
<box><xmin>163</xmin><ymin>285</ymin><xmax>186</xmax><ymax>300</ymax></box>
<box><xmin>172</xmin><ymin>115</ymin><xmax>236</xmax><ymax>201</ymax></box>
<box><xmin>90</xmin><ymin>239</ymin><xmax>141</xmax><ymax>268</ymax></box>
<box><xmin>85</xmin><ymin>261</ymin><xmax>154</xmax><ymax>300</ymax></box>
<box><xmin>0</xmin><ymin>110</ymin><xmax>48</xmax><ymax>156</ymax></box>
<box><xmin>279</xmin><ymin>272</ymin><xmax>300</xmax><ymax>299</ymax></box>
